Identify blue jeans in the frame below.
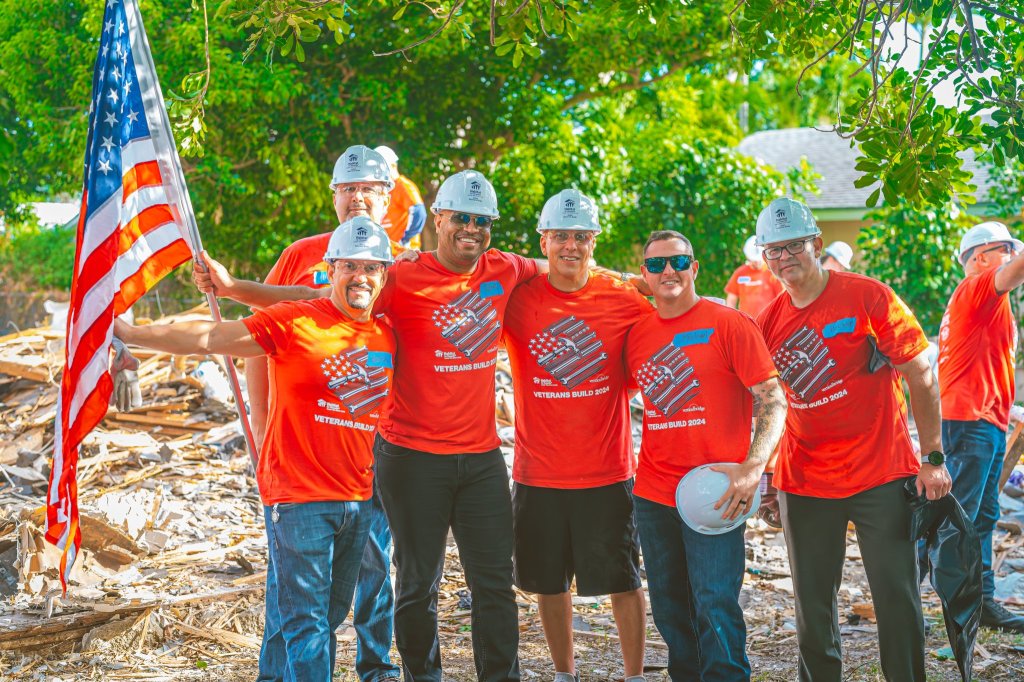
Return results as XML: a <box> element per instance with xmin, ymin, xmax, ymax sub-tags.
<box><xmin>942</xmin><ymin>419</ymin><xmax>1005</xmax><ymax>598</ymax></box>
<box><xmin>261</xmin><ymin>500</ymin><xmax>371</xmax><ymax>682</ymax></box>
<box><xmin>634</xmin><ymin>496</ymin><xmax>750</xmax><ymax>682</ymax></box>
<box><xmin>259</xmin><ymin>484</ymin><xmax>398</xmax><ymax>681</ymax></box>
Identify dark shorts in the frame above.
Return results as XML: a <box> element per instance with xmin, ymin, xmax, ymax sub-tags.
<box><xmin>512</xmin><ymin>480</ymin><xmax>642</xmax><ymax>596</ymax></box>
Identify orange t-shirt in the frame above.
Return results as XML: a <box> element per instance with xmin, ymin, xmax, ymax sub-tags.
<box><xmin>265</xmin><ymin>233</ymin><xmax>333</xmax><ymax>288</ymax></box>
<box><xmin>382</xmin><ymin>175</ymin><xmax>425</xmax><ymax>244</ymax></box>
<box><xmin>626</xmin><ymin>300</ymin><xmax>778</xmax><ymax>507</ymax></box>
<box><xmin>243</xmin><ymin>298</ymin><xmax>396</xmax><ymax>505</ymax></box>
<box><xmin>375</xmin><ymin>249</ymin><xmax>539</xmax><ymax>453</ymax></box>
<box><xmin>503</xmin><ymin>274</ymin><xmax>653</xmax><ymax>488</ymax></box>
<box><xmin>938</xmin><ymin>267</ymin><xmax>1017</xmax><ymax>430</ymax></box>
<box><xmin>757</xmin><ymin>271</ymin><xmax>929</xmax><ymax>498</ymax></box>
<box><xmin>725</xmin><ymin>263</ymin><xmax>783</xmax><ymax>317</ymax></box>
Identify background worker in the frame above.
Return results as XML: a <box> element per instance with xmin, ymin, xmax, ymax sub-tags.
<box><xmin>244</xmin><ymin>145</ymin><xmax>401</xmax><ymax>682</ymax></box>
<box><xmin>820</xmin><ymin>241</ymin><xmax>853</xmax><ymax>272</ymax></box>
<box><xmin>375</xmin><ymin>145</ymin><xmax>426</xmax><ymax>249</ymax></box>
<box><xmin>935</xmin><ymin>220</ymin><xmax>1024</xmax><ymax>632</ymax></box>
<box><xmin>117</xmin><ymin>218</ymin><xmax>396</xmax><ymax>681</ymax></box>
<box><xmin>503</xmin><ymin>190</ymin><xmax>652</xmax><ymax>682</ymax></box>
<box><xmin>626</xmin><ymin>230</ymin><xmax>786</xmax><ymax>681</ymax></box>
<box><xmin>725</xmin><ymin>235</ymin><xmax>783</xmax><ymax>317</ymax></box>
<box><xmin>755</xmin><ymin>198</ymin><xmax>951</xmax><ymax>682</ymax></box>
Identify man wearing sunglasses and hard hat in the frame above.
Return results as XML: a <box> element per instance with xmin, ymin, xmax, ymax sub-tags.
<box><xmin>624</xmin><ymin>229</ymin><xmax>787</xmax><ymax>681</ymax></box>
<box><xmin>503</xmin><ymin>190</ymin><xmax>653</xmax><ymax>682</ymax></box>
<box><xmin>755</xmin><ymin>198</ymin><xmax>952</xmax><ymax>682</ymax></box>
<box><xmin>935</xmin><ymin>220</ymin><xmax>1024</xmax><ymax>632</ymax></box>
<box><xmin>116</xmin><ymin>218</ymin><xmax>396</xmax><ymax>681</ymax></box>
<box><xmin>194</xmin><ymin>169</ymin><xmax>549</xmax><ymax>682</ymax></box>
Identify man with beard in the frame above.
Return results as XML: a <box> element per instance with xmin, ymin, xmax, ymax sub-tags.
<box><xmin>118</xmin><ymin>218</ymin><xmax>396</xmax><ymax>681</ymax></box>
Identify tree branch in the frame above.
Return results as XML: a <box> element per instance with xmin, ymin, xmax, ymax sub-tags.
<box><xmin>560</xmin><ymin>60</ymin><xmax>698</xmax><ymax>112</ymax></box>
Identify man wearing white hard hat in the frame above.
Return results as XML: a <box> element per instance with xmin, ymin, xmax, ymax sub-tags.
<box><xmin>193</xmin><ymin>145</ymin><xmax>401</xmax><ymax>682</ymax></box>
<box><xmin>821</xmin><ymin>241</ymin><xmax>854</xmax><ymax>272</ymax></box>
<box><xmin>725</xmin><ymin>235</ymin><xmax>783</xmax><ymax>317</ymax></box>
<box><xmin>375</xmin><ymin>145</ymin><xmax>427</xmax><ymax>249</ymax></box>
<box><xmin>503</xmin><ymin>190</ymin><xmax>652</xmax><ymax>682</ymax></box>
<box><xmin>755</xmin><ymin>198</ymin><xmax>951</xmax><ymax>681</ymax></box>
<box><xmin>117</xmin><ymin>219</ymin><xmax>397</xmax><ymax>681</ymax></box>
<box><xmin>624</xmin><ymin>229</ymin><xmax>787</xmax><ymax>681</ymax></box>
<box><xmin>935</xmin><ymin>220</ymin><xmax>1024</xmax><ymax>632</ymax></box>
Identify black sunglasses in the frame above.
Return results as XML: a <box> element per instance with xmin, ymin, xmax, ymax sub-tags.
<box><xmin>644</xmin><ymin>254</ymin><xmax>693</xmax><ymax>273</ymax></box>
<box><xmin>450</xmin><ymin>213</ymin><xmax>494</xmax><ymax>229</ymax></box>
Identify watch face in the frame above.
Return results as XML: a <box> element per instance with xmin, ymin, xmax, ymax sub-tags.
<box><xmin>927</xmin><ymin>451</ymin><xmax>944</xmax><ymax>466</ymax></box>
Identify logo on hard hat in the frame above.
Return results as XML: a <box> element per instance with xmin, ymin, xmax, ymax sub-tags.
<box><xmin>355</xmin><ymin>224</ymin><xmax>369</xmax><ymax>242</ymax></box>
<box><xmin>467</xmin><ymin>180</ymin><xmax>483</xmax><ymax>203</ymax></box>
<box><xmin>634</xmin><ymin>344</ymin><xmax>702</xmax><ymax>417</ymax></box>
<box><xmin>562</xmin><ymin>198</ymin><xmax>578</xmax><ymax>220</ymax></box>
<box><xmin>345</xmin><ymin>153</ymin><xmax>360</xmax><ymax>172</ymax></box>
<box><xmin>322</xmin><ymin>346</ymin><xmax>390</xmax><ymax>417</ymax></box>
<box><xmin>529</xmin><ymin>316</ymin><xmax>607</xmax><ymax>388</ymax></box>
<box><xmin>773</xmin><ymin>208</ymin><xmax>790</xmax><ymax>230</ymax></box>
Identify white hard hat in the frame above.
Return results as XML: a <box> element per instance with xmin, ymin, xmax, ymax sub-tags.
<box><xmin>957</xmin><ymin>221</ymin><xmax>1023</xmax><ymax>265</ymax></box>
<box><xmin>755</xmin><ymin>198</ymin><xmax>821</xmax><ymax>246</ymax></box>
<box><xmin>330</xmin><ymin>145</ymin><xmax>394</xmax><ymax>191</ymax></box>
<box><xmin>324</xmin><ymin>217</ymin><xmax>394</xmax><ymax>264</ymax></box>
<box><xmin>374</xmin><ymin>145</ymin><xmax>399</xmax><ymax>167</ymax></box>
<box><xmin>743</xmin><ymin>235</ymin><xmax>761</xmax><ymax>262</ymax></box>
<box><xmin>431</xmin><ymin>170</ymin><xmax>500</xmax><ymax>219</ymax></box>
<box><xmin>675</xmin><ymin>463</ymin><xmax>761</xmax><ymax>535</ymax></box>
<box><xmin>823</xmin><ymin>241</ymin><xmax>854</xmax><ymax>269</ymax></box>
<box><xmin>536</xmin><ymin>189</ymin><xmax>601</xmax><ymax>234</ymax></box>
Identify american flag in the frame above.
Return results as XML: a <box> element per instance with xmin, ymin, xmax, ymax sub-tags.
<box><xmin>46</xmin><ymin>0</ymin><xmax>196</xmax><ymax>591</ymax></box>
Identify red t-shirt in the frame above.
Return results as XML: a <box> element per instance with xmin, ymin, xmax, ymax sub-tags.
<box><xmin>265</xmin><ymin>233</ymin><xmax>333</xmax><ymax>289</ymax></box>
<box><xmin>243</xmin><ymin>298</ymin><xmax>396</xmax><ymax>505</ymax></box>
<box><xmin>375</xmin><ymin>249</ymin><xmax>539</xmax><ymax>453</ymax></box>
<box><xmin>938</xmin><ymin>267</ymin><xmax>1017</xmax><ymax>430</ymax></box>
<box><xmin>725</xmin><ymin>263</ymin><xmax>783</xmax><ymax>317</ymax></box>
<box><xmin>625</xmin><ymin>299</ymin><xmax>778</xmax><ymax>507</ymax></box>
<box><xmin>757</xmin><ymin>272</ymin><xmax>929</xmax><ymax>498</ymax></box>
<box><xmin>504</xmin><ymin>274</ymin><xmax>653</xmax><ymax>488</ymax></box>
<box><xmin>382</xmin><ymin>175</ymin><xmax>424</xmax><ymax>244</ymax></box>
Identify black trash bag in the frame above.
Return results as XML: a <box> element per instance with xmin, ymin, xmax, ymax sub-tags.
<box><xmin>903</xmin><ymin>477</ymin><xmax>982</xmax><ymax>682</ymax></box>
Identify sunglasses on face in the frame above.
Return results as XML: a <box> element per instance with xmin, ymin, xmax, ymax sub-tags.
<box><xmin>644</xmin><ymin>254</ymin><xmax>693</xmax><ymax>273</ymax></box>
<box><xmin>548</xmin><ymin>231</ymin><xmax>595</xmax><ymax>245</ymax></box>
<box><xmin>450</xmin><ymin>213</ymin><xmax>494</xmax><ymax>230</ymax></box>
<box><xmin>763</xmin><ymin>238</ymin><xmax>813</xmax><ymax>260</ymax></box>
<box><xmin>980</xmin><ymin>243</ymin><xmax>1014</xmax><ymax>257</ymax></box>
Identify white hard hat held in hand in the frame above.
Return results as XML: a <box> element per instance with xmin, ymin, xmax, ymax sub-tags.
<box><xmin>324</xmin><ymin>216</ymin><xmax>394</xmax><ymax>264</ymax></box>
<box><xmin>755</xmin><ymin>197</ymin><xmax>821</xmax><ymax>246</ymax></box>
<box><xmin>675</xmin><ymin>463</ymin><xmax>761</xmax><ymax>535</ymax></box>
<box><xmin>431</xmin><ymin>170</ymin><xmax>500</xmax><ymax>219</ymax></box>
<box><xmin>536</xmin><ymin>189</ymin><xmax>601</xmax><ymax>234</ymax></box>
<box><xmin>330</xmin><ymin>145</ymin><xmax>395</xmax><ymax>191</ymax></box>
<box><xmin>957</xmin><ymin>221</ymin><xmax>1024</xmax><ymax>265</ymax></box>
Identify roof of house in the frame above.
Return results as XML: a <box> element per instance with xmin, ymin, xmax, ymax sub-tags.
<box><xmin>737</xmin><ymin>127</ymin><xmax>995</xmax><ymax>211</ymax></box>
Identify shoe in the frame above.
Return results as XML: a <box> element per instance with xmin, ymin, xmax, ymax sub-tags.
<box><xmin>553</xmin><ymin>673</ymin><xmax>578</xmax><ymax>682</ymax></box>
<box><xmin>981</xmin><ymin>599</ymin><xmax>1024</xmax><ymax>633</ymax></box>
<box><xmin>923</xmin><ymin>615</ymin><xmax>932</xmax><ymax>635</ymax></box>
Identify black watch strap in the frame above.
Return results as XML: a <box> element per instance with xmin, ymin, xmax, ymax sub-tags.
<box><xmin>926</xmin><ymin>450</ymin><xmax>945</xmax><ymax>466</ymax></box>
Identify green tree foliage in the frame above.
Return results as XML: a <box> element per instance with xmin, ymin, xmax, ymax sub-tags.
<box><xmin>0</xmin><ymin>220</ymin><xmax>77</xmax><ymax>290</ymax></box>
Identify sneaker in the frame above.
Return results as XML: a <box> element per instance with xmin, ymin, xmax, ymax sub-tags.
<box><xmin>981</xmin><ymin>599</ymin><xmax>1024</xmax><ymax>633</ymax></box>
<box><xmin>553</xmin><ymin>673</ymin><xmax>578</xmax><ymax>682</ymax></box>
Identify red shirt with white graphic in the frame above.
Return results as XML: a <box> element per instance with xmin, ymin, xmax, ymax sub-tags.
<box><xmin>938</xmin><ymin>267</ymin><xmax>1017</xmax><ymax>430</ymax></box>
<box><xmin>757</xmin><ymin>271</ymin><xmax>929</xmax><ymax>498</ymax></box>
<box><xmin>725</xmin><ymin>262</ymin><xmax>783</xmax><ymax>317</ymax></box>
<box><xmin>375</xmin><ymin>249</ymin><xmax>538</xmax><ymax>454</ymax></box>
<box><xmin>625</xmin><ymin>299</ymin><xmax>778</xmax><ymax>507</ymax></box>
<box><xmin>504</xmin><ymin>274</ymin><xmax>653</xmax><ymax>488</ymax></box>
<box><xmin>243</xmin><ymin>298</ymin><xmax>396</xmax><ymax>505</ymax></box>
<box><xmin>265</xmin><ymin>233</ymin><xmax>332</xmax><ymax>289</ymax></box>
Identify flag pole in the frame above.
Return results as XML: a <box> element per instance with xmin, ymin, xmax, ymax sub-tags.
<box><xmin>124</xmin><ymin>0</ymin><xmax>259</xmax><ymax>472</ymax></box>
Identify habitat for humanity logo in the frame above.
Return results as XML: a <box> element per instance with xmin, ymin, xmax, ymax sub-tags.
<box><xmin>772</xmin><ymin>325</ymin><xmax>837</xmax><ymax>400</ymax></box>
<box><xmin>321</xmin><ymin>347</ymin><xmax>391</xmax><ymax>417</ymax></box>
<box><xmin>634</xmin><ymin>343</ymin><xmax>701</xmax><ymax>417</ymax></box>
<box><xmin>528</xmin><ymin>315</ymin><xmax>606</xmax><ymax>388</ymax></box>
<box><xmin>432</xmin><ymin>284</ymin><xmax>504</xmax><ymax>360</ymax></box>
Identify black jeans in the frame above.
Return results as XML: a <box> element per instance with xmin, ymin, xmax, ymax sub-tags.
<box><xmin>374</xmin><ymin>435</ymin><xmax>520</xmax><ymax>682</ymax></box>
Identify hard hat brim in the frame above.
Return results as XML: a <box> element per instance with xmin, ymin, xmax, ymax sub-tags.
<box><xmin>674</xmin><ymin>463</ymin><xmax>762</xmax><ymax>535</ymax></box>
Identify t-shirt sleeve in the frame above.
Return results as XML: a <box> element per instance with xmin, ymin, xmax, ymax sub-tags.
<box><xmin>506</xmin><ymin>251</ymin><xmax>540</xmax><ymax>284</ymax></box>
<box><xmin>724</xmin><ymin>267</ymin><xmax>742</xmax><ymax>296</ymax></box>
<box><xmin>963</xmin><ymin>267</ymin><xmax>1004</xmax><ymax>314</ymax></box>
<box><xmin>727</xmin><ymin>313</ymin><xmax>779</xmax><ymax>388</ymax></box>
<box><xmin>242</xmin><ymin>303</ymin><xmax>296</xmax><ymax>356</ymax></box>
<box><xmin>375</xmin><ymin>267</ymin><xmax>396</xmax><ymax>315</ymax></box>
<box><xmin>868</xmin><ymin>284</ymin><xmax>929</xmax><ymax>365</ymax></box>
<box><xmin>264</xmin><ymin>245</ymin><xmax>297</xmax><ymax>287</ymax></box>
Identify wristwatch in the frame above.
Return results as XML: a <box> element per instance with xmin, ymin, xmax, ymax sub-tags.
<box><xmin>925</xmin><ymin>450</ymin><xmax>945</xmax><ymax>466</ymax></box>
